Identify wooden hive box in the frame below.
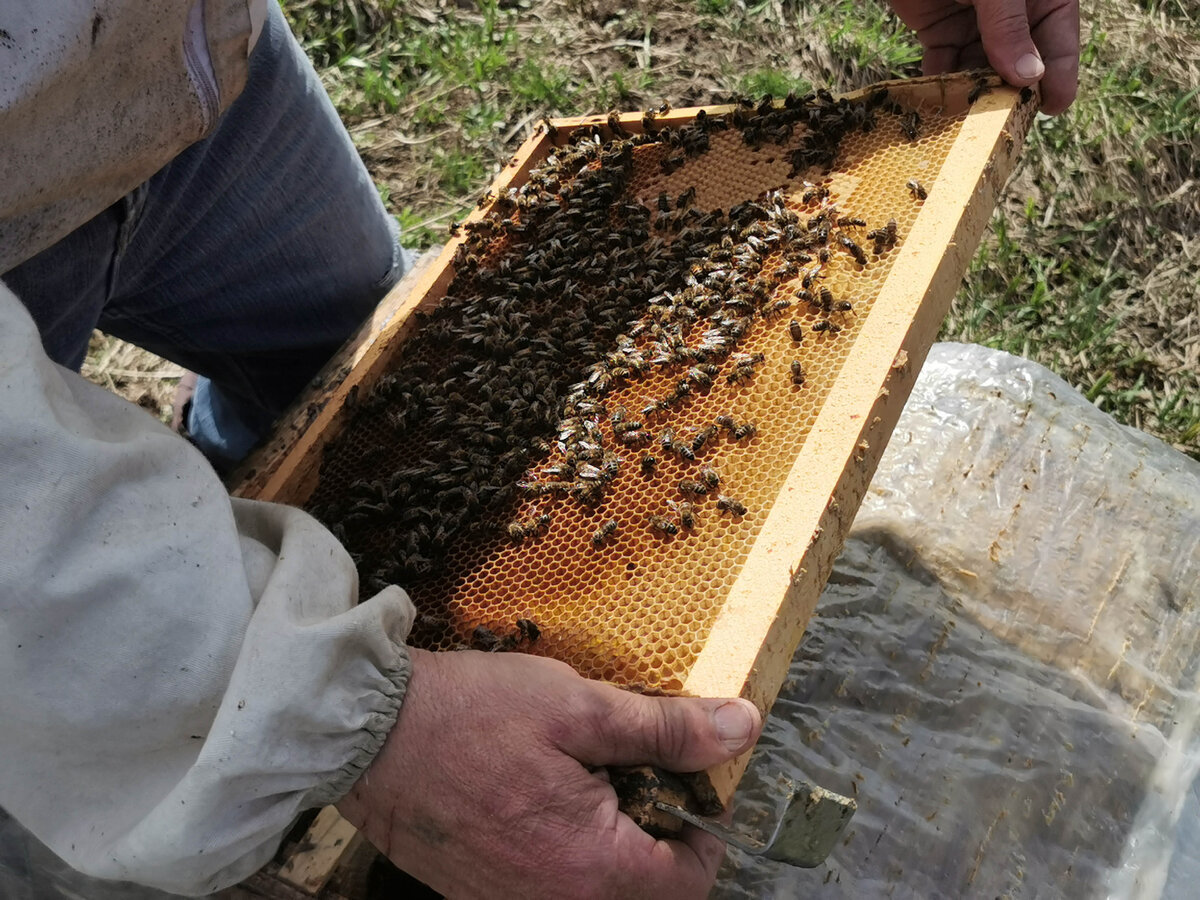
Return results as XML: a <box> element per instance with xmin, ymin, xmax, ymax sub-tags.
<box><xmin>229</xmin><ymin>72</ymin><xmax>1037</xmax><ymax>896</ymax></box>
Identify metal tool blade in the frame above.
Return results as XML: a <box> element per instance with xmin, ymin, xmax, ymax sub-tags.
<box><xmin>654</xmin><ymin>779</ymin><xmax>856</xmax><ymax>867</ymax></box>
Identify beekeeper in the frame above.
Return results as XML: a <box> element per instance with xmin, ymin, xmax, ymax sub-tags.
<box><xmin>0</xmin><ymin>0</ymin><xmax>1078</xmax><ymax>896</ymax></box>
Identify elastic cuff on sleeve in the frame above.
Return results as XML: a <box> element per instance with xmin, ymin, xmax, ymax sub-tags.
<box><xmin>305</xmin><ymin>644</ymin><xmax>413</xmax><ymax>808</ymax></box>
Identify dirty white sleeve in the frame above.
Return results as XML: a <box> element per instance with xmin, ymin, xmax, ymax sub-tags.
<box><xmin>248</xmin><ymin>0</ymin><xmax>268</xmax><ymax>50</ymax></box>
<box><xmin>0</xmin><ymin>282</ymin><xmax>415</xmax><ymax>895</ymax></box>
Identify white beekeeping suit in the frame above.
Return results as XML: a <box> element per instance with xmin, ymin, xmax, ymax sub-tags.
<box><xmin>0</xmin><ymin>2</ymin><xmax>417</xmax><ymax>894</ymax></box>
<box><xmin>0</xmin><ymin>0</ymin><xmax>266</xmax><ymax>271</ymax></box>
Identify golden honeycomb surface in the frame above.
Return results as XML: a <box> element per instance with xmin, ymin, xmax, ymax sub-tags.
<box><xmin>309</xmin><ymin>87</ymin><xmax>977</xmax><ymax>693</ymax></box>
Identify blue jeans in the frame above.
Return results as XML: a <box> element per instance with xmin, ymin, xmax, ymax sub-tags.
<box><xmin>3</xmin><ymin>0</ymin><xmax>412</xmax><ymax>471</ymax></box>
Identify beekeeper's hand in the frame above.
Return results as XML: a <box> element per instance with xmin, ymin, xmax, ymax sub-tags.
<box><xmin>888</xmin><ymin>0</ymin><xmax>1080</xmax><ymax>114</ymax></box>
<box><xmin>337</xmin><ymin>648</ymin><xmax>762</xmax><ymax>899</ymax></box>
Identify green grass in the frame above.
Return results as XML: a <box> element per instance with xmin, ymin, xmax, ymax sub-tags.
<box><xmin>942</xmin><ymin>17</ymin><xmax>1200</xmax><ymax>454</ymax></box>
<box><xmin>812</xmin><ymin>0</ymin><xmax>923</xmax><ymax>76</ymax></box>
<box><xmin>272</xmin><ymin>0</ymin><xmax>1200</xmax><ymax>458</ymax></box>
<box><xmin>737</xmin><ymin>68</ymin><xmax>812</xmax><ymax>99</ymax></box>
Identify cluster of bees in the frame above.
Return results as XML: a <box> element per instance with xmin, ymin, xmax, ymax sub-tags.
<box><xmin>500</xmin><ymin>176</ymin><xmax>902</xmax><ymax>544</ymax></box>
<box><xmin>308</xmin><ymin>86</ymin><xmax>918</xmax><ymax>613</ymax></box>
<box><xmin>723</xmin><ymin>88</ymin><xmax>914</xmax><ymax>178</ymax></box>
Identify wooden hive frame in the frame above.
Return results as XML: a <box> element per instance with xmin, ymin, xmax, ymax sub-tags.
<box><xmin>229</xmin><ymin>72</ymin><xmax>1037</xmax><ymax>896</ymax></box>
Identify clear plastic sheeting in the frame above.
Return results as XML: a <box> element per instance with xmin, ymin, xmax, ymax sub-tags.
<box><xmin>714</xmin><ymin>342</ymin><xmax>1200</xmax><ymax>899</ymax></box>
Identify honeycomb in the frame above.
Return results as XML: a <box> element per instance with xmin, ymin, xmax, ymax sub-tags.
<box><xmin>307</xmin><ymin>78</ymin><xmax>1011</xmax><ymax>693</ymax></box>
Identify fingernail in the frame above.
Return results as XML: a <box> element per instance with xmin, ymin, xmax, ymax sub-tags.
<box><xmin>713</xmin><ymin>700</ymin><xmax>755</xmax><ymax>751</ymax></box>
<box><xmin>1016</xmin><ymin>53</ymin><xmax>1045</xmax><ymax>81</ymax></box>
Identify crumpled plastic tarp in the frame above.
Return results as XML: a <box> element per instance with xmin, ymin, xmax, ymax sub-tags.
<box><xmin>714</xmin><ymin>342</ymin><xmax>1200</xmax><ymax>899</ymax></box>
<box><xmin>4</xmin><ymin>342</ymin><xmax>1197</xmax><ymax>899</ymax></box>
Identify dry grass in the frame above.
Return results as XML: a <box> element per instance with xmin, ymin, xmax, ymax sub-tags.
<box><xmin>308</xmin><ymin>0</ymin><xmax>924</xmax><ymax>241</ymax></box>
<box><xmin>943</xmin><ymin>1</ymin><xmax>1200</xmax><ymax>453</ymax></box>
<box><xmin>81</xmin><ymin>334</ymin><xmax>181</xmax><ymax>424</ymax></box>
<box><xmin>84</xmin><ymin>0</ymin><xmax>1200</xmax><ymax>456</ymax></box>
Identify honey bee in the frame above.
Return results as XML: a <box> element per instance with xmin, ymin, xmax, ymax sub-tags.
<box><xmin>665</xmin><ymin>379</ymin><xmax>693</xmax><ymax>405</ymax></box>
<box><xmin>686</xmin><ymin>364</ymin><xmax>718</xmax><ymax>388</ymax></box>
<box><xmin>642</xmin><ymin>399</ymin><xmax>666</xmax><ymax>419</ymax></box>
<box><xmin>541</xmin><ymin>463</ymin><xmax>571</xmax><ymax>481</ymax></box>
<box><xmin>967</xmin><ymin>78</ymin><xmax>992</xmax><ymax>105</ymax></box>
<box><xmin>690</xmin><ymin>424</ymin><xmax>719</xmax><ymax>455</ymax></box>
<box><xmin>763</xmin><ymin>298</ymin><xmax>793</xmax><ymax>320</ymax></box>
<box><xmin>516</xmin><ymin>618</ymin><xmax>541</xmax><ymax>643</ymax></box>
<box><xmin>592</xmin><ymin>519</ymin><xmax>619</xmax><ymax>547</ymax></box>
<box><xmin>700</xmin><ymin>465</ymin><xmax>721</xmax><ymax>488</ymax></box>
<box><xmin>519</xmin><ymin>480</ymin><xmax>572</xmax><ymax>496</ymax></box>
<box><xmin>453</xmin><ymin>248</ymin><xmax>481</xmax><ymax>271</ymax></box>
<box><xmin>867</xmin><ymin>218</ymin><xmax>899</xmax><ymax>254</ymax></box>
<box><xmin>607</xmin><ymin>110</ymin><xmax>629</xmax><ymax>137</ymax></box>
<box><xmin>791</xmin><ymin>360</ymin><xmax>807</xmax><ymax>385</ymax></box>
<box><xmin>789</xmin><ymin>319</ymin><xmax>805</xmax><ymax>342</ymax></box>
<box><xmin>733</xmin><ymin>421</ymin><xmax>757</xmax><ymax>440</ymax></box>
<box><xmin>618</xmin><ymin>429</ymin><xmax>652</xmax><ymax>446</ymax></box>
<box><xmin>900</xmin><ymin>110</ymin><xmax>921</xmax><ymax>141</ymax></box>
<box><xmin>775</xmin><ymin>260</ymin><xmax>800</xmax><ymax>281</ymax></box>
<box><xmin>678</xmin><ymin>479</ymin><xmax>709</xmax><ymax>497</ymax></box>
<box><xmin>668</xmin><ymin>500</ymin><xmax>697</xmax><ymax>529</ymax></box>
<box><xmin>812</xmin><ymin>320</ymin><xmax>842</xmax><ymax>334</ymax></box>
<box><xmin>716</xmin><ymin>495</ymin><xmax>748</xmax><ymax>516</ymax></box>
<box><xmin>727</xmin><ymin>365</ymin><xmax>755</xmax><ymax>385</ymax></box>
<box><xmin>907</xmin><ymin>179</ymin><xmax>928</xmax><ymax>201</ymax></box>
<box><xmin>661</xmin><ymin>151</ymin><xmax>686</xmax><ymax>175</ymax></box>
<box><xmin>576</xmin><ymin>463</ymin><xmax>606</xmax><ymax>482</ymax></box>
<box><xmin>839</xmin><ymin>235</ymin><xmax>867</xmax><ymax>265</ymax></box>
<box><xmin>715</xmin><ymin>414</ymin><xmax>736</xmax><ymax>432</ymax></box>
<box><xmin>506</xmin><ymin>509</ymin><xmax>551</xmax><ymax>542</ymax></box>
<box><xmin>471</xmin><ymin>625</ymin><xmax>501</xmax><ymax>652</ymax></box>
<box><xmin>648</xmin><ymin>514</ymin><xmax>679</xmax><ymax>536</ymax></box>
<box><xmin>641</xmin><ymin>454</ymin><xmax>658</xmax><ymax>474</ymax></box>
<box><xmin>801</xmin><ymin>184</ymin><xmax>830</xmax><ymax>204</ymax></box>
<box><xmin>506</xmin><ymin>521</ymin><xmax>533</xmax><ymax>543</ymax></box>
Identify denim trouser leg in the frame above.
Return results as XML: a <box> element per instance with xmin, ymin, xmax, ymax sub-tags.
<box><xmin>3</xmin><ymin>0</ymin><xmax>411</xmax><ymax>470</ymax></box>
